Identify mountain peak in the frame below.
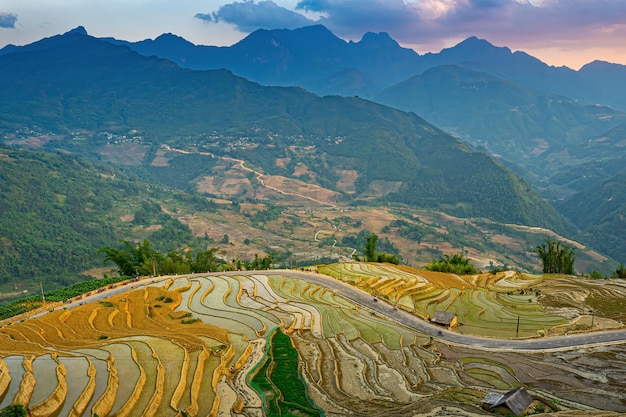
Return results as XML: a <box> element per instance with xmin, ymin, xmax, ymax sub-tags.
<box><xmin>580</xmin><ymin>60</ymin><xmax>625</xmax><ymax>70</ymax></box>
<box><xmin>359</xmin><ymin>31</ymin><xmax>397</xmax><ymax>45</ymax></box>
<box><xmin>151</xmin><ymin>33</ymin><xmax>196</xmax><ymax>48</ymax></box>
<box><xmin>456</xmin><ymin>36</ymin><xmax>510</xmax><ymax>53</ymax></box>
<box><xmin>65</xmin><ymin>26</ymin><xmax>88</xmax><ymax>36</ymax></box>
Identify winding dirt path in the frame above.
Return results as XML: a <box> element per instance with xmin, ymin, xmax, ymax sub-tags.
<box><xmin>164</xmin><ymin>145</ymin><xmax>336</xmax><ymax>207</ymax></box>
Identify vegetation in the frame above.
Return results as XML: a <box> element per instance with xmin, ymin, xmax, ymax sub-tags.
<box><xmin>535</xmin><ymin>238</ymin><xmax>576</xmax><ymax>274</ymax></box>
<box><xmin>251</xmin><ymin>329</ymin><xmax>323</xmax><ymax>417</ymax></box>
<box><xmin>615</xmin><ymin>264</ymin><xmax>626</xmax><ymax>278</ymax></box>
<box><xmin>424</xmin><ymin>253</ymin><xmax>477</xmax><ymax>274</ymax></box>
<box><xmin>99</xmin><ymin>239</ymin><xmax>233</xmax><ymax>276</ymax></box>
<box><xmin>99</xmin><ymin>239</ymin><xmax>276</xmax><ymax>276</ymax></box>
<box><xmin>0</xmin><ymin>147</ymin><xmax>136</xmax><ymax>285</ymax></box>
<box><xmin>0</xmin><ymin>405</ymin><xmax>26</xmax><ymax>417</ymax></box>
<box><xmin>356</xmin><ymin>233</ymin><xmax>400</xmax><ymax>264</ymax></box>
<box><xmin>0</xmin><ymin>275</ymin><xmax>129</xmax><ymax>320</ymax></box>
<box><xmin>0</xmin><ymin>146</ymin><xmax>226</xmax><ymax>299</ymax></box>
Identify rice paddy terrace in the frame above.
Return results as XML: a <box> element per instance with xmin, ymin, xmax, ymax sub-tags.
<box><xmin>0</xmin><ymin>263</ymin><xmax>625</xmax><ymax>416</ymax></box>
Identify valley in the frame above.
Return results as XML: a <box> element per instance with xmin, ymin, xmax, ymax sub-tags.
<box><xmin>1</xmin><ymin>22</ymin><xmax>626</xmax><ymax>417</ymax></box>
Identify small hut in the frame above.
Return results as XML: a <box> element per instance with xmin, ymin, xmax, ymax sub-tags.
<box><xmin>430</xmin><ymin>311</ymin><xmax>457</xmax><ymax>328</ymax></box>
<box><xmin>482</xmin><ymin>388</ymin><xmax>533</xmax><ymax>416</ymax></box>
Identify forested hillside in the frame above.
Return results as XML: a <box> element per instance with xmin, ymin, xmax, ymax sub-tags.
<box><xmin>0</xmin><ymin>146</ymin><xmax>211</xmax><ymax>294</ymax></box>
<box><xmin>555</xmin><ymin>170</ymin><xmax>626</xmax><ymax>261</ymax></box>
<box><xmin>0</xmin><ymin>147</ymin><xmax>132</xmax><ymax>285</ymax></box>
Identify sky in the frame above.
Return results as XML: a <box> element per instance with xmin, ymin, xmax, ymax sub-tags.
<box><xmin>1</xmin><ymin>0</ymin><xmax>626</xmax><ymax>70</ymax></box>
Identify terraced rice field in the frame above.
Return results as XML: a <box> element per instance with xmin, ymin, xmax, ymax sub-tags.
<box><xmin>318</xmin><ymin>262</ymin><xmax>626</xmax><ymax>338</ymax></box>
<box><xmin>0</xmin><ymin>266</ymin><xmax>625</xmax><ymax>416</ymax></box>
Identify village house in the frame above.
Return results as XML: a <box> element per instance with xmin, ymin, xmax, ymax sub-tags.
<box><xmin>482</xmin><ymin>387</ymin><xmax>534</xmax><ymax>416</ymax></box>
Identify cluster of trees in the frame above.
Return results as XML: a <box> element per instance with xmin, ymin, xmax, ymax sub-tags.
<box><xmin>0</xmin><ymin>404</ymin><xmax>26</xmax><ymax>417</ymax></box>
<box><xmin>99</xmin><ymin>239</ymin><xmax>274</xmax><ymax>276</ymax></box>
<box><xmin>353</xmin><ymin>233</ymin><xmax>400</xmax><ymax>265</ymax></box>
<box><xmin>535</xmin><ymin>238</ymin><xmax>575</xmax><ymax>274</ymax></box>
<box><xmin>424</xmin><ymin>253</ymin><xmax>477</xmax><ymax>274</ymax></box>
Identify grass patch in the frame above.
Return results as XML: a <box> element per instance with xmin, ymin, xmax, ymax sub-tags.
<box><xmin>251</xmin><ymin>328</ymin><xmax>324</xmax><ymax>417</ymax></box>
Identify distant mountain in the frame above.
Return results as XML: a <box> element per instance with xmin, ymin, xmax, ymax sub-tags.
<box><xmin>544</xmin><ymin>123</ymin><xmax>626</xmax><ymax>194</ymax></box>
<box><xmin>415</xmin><ymin>37</ymin><xmax>598</xmax><ymax>105</ymax></box>
<box><xmin>88</xmin><ymin>26</ymin><xmax>626</xmax><ymax>114</ymax></box>
<box><xmin>102</xmin><ymin>25</ymin><xmax>421</xmax><ymax>97</ymax></box>
<box><xmin>548</xmin><ymin>123</ymin><xmax>626</xmax><ymax>261</ymax></box>
<box><xmin>374</xmin><ymin>65</ymin><xmax>626</xmax><ymax>190</ymax></box>
<box><xmin>578</xmin><ymin>60</ymin><xmax>626</xmax><ymax>111</ymax></box>
<box><xmin>0</xmin><ymin>28</ymin><xmax>574</xmax><ymax>235</ymax></box>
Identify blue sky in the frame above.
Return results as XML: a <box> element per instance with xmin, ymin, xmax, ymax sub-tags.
<box><xmin>2</xmin><ymin>0</ymin><xmax>626</xmax><ymax>69</ymax></box>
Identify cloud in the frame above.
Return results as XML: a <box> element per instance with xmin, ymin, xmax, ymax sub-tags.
<box><xmin>292</xmin><ymin>0</ymin><xmax>626</xmax><ymax>53</ymax></box>
<box><xmin>0</xmin><ymin>12</ymin><xmax>18</xmax><ymax>29</ymax></box>
<box><xmin>297</xmin><ymin>0</ymin><xmax>419</xmax><ymax>37</ymax></box>
<box><xmin>196</xmin><ymin>1</ymin><xmax>314</xmax><ymax>32</ymax></box>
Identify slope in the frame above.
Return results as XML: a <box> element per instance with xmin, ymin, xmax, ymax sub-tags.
<box><xmin>374</xmin><ymin>65</ymin><xmax>626</xmax><ymax>184</ymax></box>
<box><xmin>555</xmin><ymin>169</ymin><xmax>626</xmax><ymax>262</ymax></box>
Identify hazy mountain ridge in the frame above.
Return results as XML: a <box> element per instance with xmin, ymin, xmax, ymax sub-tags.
<box><xmin>374</xmin><ymin>65</ymin><xmax>626</xmax><ymax>191</ymax></box>
<box><xmin>76</xmin><ymin>25</ymin><xmax>626</xmax><ymax>112</ymax></box>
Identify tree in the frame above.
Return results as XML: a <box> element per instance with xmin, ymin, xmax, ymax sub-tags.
<box><xmin>356</xmin><ymin>233</ymin><xmax>400</xmax><ymax>265</ymax></box>
<box><xmin>365</xmin><ymin>233</ymin><xmax>378</xmax><ymax>262</ymax></box>
<box><xmin>192</xmin><ymin>248</ymin><xmax>223</xmax><ymax>273</ymax></box>
<box><xmin>535</xmin><ymin>238</ymin><xmax>575</xmax><ymax>274</ymax></box>
<box><xmin>0</xmin><ymin>404</ymin><xmax>27</xmax><ymax>417</ymax></box>
<box><xmin>99</xmin><ymin>239</ymin><xmax>161</xmax><ymax>276</ymax></box>
<box><xmin>424</xmin><ymin>253</ymin><xmax>477</xmax><ymax>274</ymax></box>
<box><xmin>614</xmin><ymin>263</ymin><xmax>626</xmax><ymax>278</ymax></box>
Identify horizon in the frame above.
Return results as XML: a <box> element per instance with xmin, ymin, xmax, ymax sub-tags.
<box><xmin>2</xmin><ymin>0</ymin><xmax>626</xmax><ymax>71</ymax></box>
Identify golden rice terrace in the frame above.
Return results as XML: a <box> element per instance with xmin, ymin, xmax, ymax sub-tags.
<box><xmin>0</xmin><ymin>263</ymin><xmax>625</xmax><ymax>416</ymax></box>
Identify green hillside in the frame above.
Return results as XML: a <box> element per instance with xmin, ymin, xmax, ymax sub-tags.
<box><xmin>556</xmin><ymin>170</ymin><xmax>626</xmax><ymax>261</ymax></box>
<box><xmin>0</xmin><ymin>146</ymin><xmax>214</xmax><ymax>297</ymax></box>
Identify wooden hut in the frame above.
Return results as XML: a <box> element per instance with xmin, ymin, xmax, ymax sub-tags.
<box><xmin>430</xmin><ymin>310</ymin><xmax>457</xmax><ymax>328</ymax></box>
<box><xmin>482</xmin><ymin>388</ymin><xmax>533</xmax><ymax>416</ymax></box>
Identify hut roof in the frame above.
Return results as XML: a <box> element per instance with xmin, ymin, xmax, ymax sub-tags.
<box><xmin>431</xmin><ymin>310</ymin><xmax>456</xmax><ymax>326</ymax></box>
<box><xmin>490</xmin><ymin>388</ymin><xmax>533</xmax><ymax>416</ymax></box>
<box><xmin>482</xmin><ymin>392</ymin><xmax>503</xmax><ymax>406</ymax></box>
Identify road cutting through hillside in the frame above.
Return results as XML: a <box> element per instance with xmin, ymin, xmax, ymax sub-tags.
<box><xmin>47</xmin><ymin>269</ymin><xmax>626</xmax><ymax>353</ymax></box>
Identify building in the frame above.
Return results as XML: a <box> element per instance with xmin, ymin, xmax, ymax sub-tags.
<box><xmin>482</xmin><ymin>387</ymin><xmax>533</xmax><ymax>416</ymax></box>
<box><xmin>430</xmin><ymin>310</ymin><xmax>458</xmax><ymax>328</ymax></box>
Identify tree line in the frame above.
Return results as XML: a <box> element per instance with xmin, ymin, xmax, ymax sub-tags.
<box><xmin>99</xmin><ymin>239</ymin><xmax>274</xmax><ymax>276</ymax></box>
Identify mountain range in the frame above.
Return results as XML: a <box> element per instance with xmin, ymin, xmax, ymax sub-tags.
<box><xmin>0</xmin><ymin>26</ymin><xmax>624</xmax><ymax>271</ymax></box>
<box><xmin>84</xmin><ymin>25</ymin><xmax>626</xmax><ymax>113</ymax></box>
